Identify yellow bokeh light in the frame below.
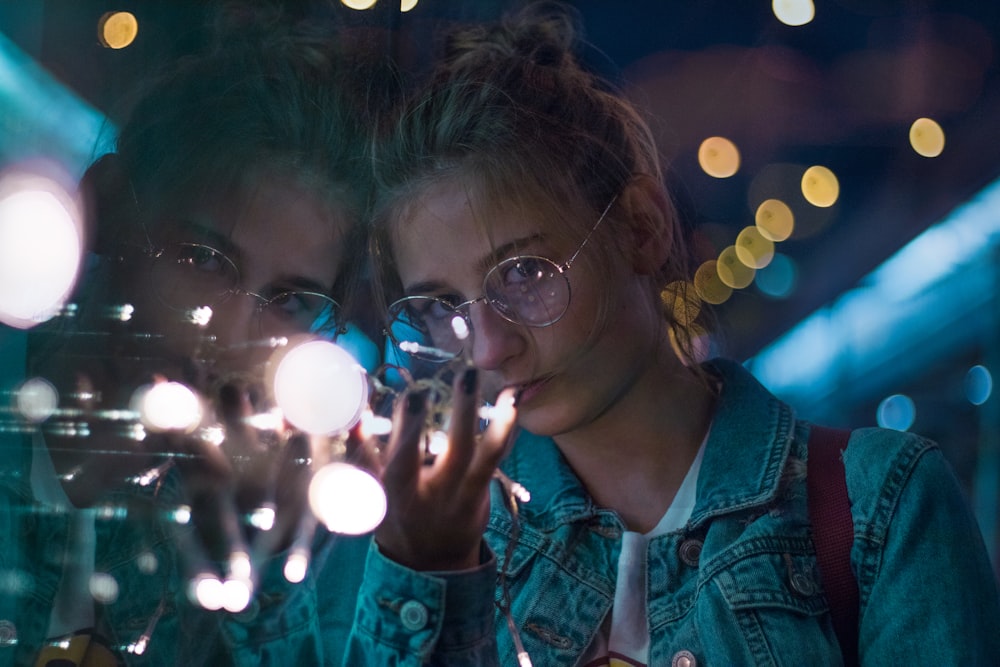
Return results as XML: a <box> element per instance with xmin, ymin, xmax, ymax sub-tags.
<box><xmin>698</xmin><ymin>136</ymin><xmax>740</xmax><ymax>178</ymax></box>
<box><xmin>755</xmin><ymin>198</ymin><xmax>795</xmax><ymax>242</ymax></box>
<box><xmin>735</xmin><ymin>226</ymin><xmax>775</xmax><ymax>269</ymax></box>
<box><xmin>99</xmin><ymin>12</ymin><xmax>138</xmax><ymax>49</ymax></box>
<box><xmin>342</xmin><ymin>0</ymin><xmax>378</xmax><ymax>9</ymax></box>
<box><xmin>801</xmin><ymin>165</ymin><xmax>839</xmax><ymax>208</ymax></box>
<box><xmin>694</xmin><ymin>261</ymin><xmax>733</xmax><ymax>305</ymax></box>
<box><xmin>717</xmin><ymin>246</ymin><xmax>756</xmax><ymax>288</ymax></box>
<box><xmin>909</xmin><ymin>117</ymin><xmax>945</xmax><ymax>158</ymax></box>
<box><xmin>772</xmin><ymin>0</ymin><xmax>815</xmax><ymax>26</ymax></box>
<box><xmin>660</xmin><ymin>280</ymin><xmax>701</xmax><ymax>327</ymax></box>
<box><xmin>401</xmin><ymin>0</ymin><xmax>419</xmax><ymax>11</ymax></box>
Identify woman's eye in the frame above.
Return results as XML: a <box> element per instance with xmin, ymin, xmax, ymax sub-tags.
<box><xmin>177</xmin><ymin>245</ymin><xmax>226</xmax><ymax>274</ymax></box>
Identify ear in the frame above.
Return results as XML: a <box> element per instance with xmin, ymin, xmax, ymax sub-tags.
<box><xmin>79</xmin><ymin>153</ymin><xmax>136</xmax><ymax>256</ymax></box>
<box><xmin>619</xmin><ymin>174</ymin><xmax>674</xmax><ymax>275</ymax></box>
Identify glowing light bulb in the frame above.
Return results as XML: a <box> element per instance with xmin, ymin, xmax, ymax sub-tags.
<box><xmin>89</xmin><ymin>572</ymin><xmax>119</xmax><ymax>604</ymax></box>
<box><xmin>801</xmin><ymin>165</ymin><xmax>839</xmax><ymax>208</ymax></box>
<box><xmin>772</xmin><ymin>0</ymin><xmax>814</xmax><ymax>26</ymax></box>
<box><xmin>965</xmin><ymin>365</ymin><xmax>993</xmax><ymax>406</ymax></box>
<box><xmin>341</xmin><ymin>0</ymin><xmax>378</xmax><ymax>9</ymax></box>
<box><xmin>451</xmin><ymin>314</ymin><xmax>470</xmax><ymax>341</ymax></box>
<box><xmin>15</xmin><ymin>377</ymin><xmax>59</xmax><ymax>423</ymax></box>
<box><xmin>273</xmin><ymin>340</ymin><xmax>368</xmax><ymax>435</ymax></box>
<box><xmin>284</xmin><ymin>550</ymin><xmax>309</xmax><ymax>584</ymax></box>
<box><xmin>428</xmin><ymin>430</ymin><xmax>449</xmax><ymax>457</ymax></box>
<box><xmin>0</xmin><ymin>171</ymin><xmax>82</xmax><ymax>329</ymax></box>
<box><xmin>99</xmin><ymin>11</ymin><xmax>138</xmax><ymax>49</ymax></box>
<box><xmin>189</xmin><ymin>306</ymin><xmax>212</xmax><ymax>326</ymax></box>
<box><xmin>697</xmin><ymin>136</ymin><xmax>740</xmax><ymax>178</ymax></box>
<box><xmin>221</xmin><ymin>577</ymin><xmax>252</xmax><ymax>613</ymax></box>
<box><xmin>248</xmin><ymin>505</ymin><xmax>276</xmax><ymax>531</ymax></box>
<box><xmin>132</xmin><ymin>382</ymin><xmax>203</xmax><ymax>432</ymax></box>
<box><xmin>755</xmin><ymin>198</ymin><xmax>794</xmax><ymax>242</ymax></box>
<box><xmin>308</xmin><ymin>462</ymin><xmax>387</xmax><ymax>535</ymax></box>
<box><xmin>401</xmin><ymin>0</ymin><xmax>418</xmax><ymax>10</ymax></box>
<box><xmin>360</xmin><ymin>409</ymin><xmax>392</xmax><ymax>438</ymax></box>
<box><xmin>909</xmin><ymin>117</ymin><xmax>945</xmax><ymax>158</ymax></box>
<box><xmin>191</xmin><ymin>574</ymin><xmax>224</xmax><ymax>611</ymax></box>
<box><xmin>876</xmin><ymin>394</ymin><xmax>915</xmax><ymax>432</ymax></box>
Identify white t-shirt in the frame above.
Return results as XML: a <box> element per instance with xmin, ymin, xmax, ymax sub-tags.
<box><xmin>579</xmin><ymin>441</ymin><xmax>705</xmax><ymax>667</ymax></box>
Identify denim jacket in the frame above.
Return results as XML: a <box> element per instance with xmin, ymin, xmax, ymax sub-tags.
<box><xmin>345</xmin><ymin>358</ymin><xmax>1000</xmax><ymax>666</ymax></box>
<box><xmin>0</xmin><ymin>438</ymin><xmax>369</xmax><ymax>667</ymax></box>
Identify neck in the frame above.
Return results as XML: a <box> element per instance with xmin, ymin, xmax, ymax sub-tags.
<box><xmin>553</xmin><ymin>351</ymin><xmax>716</xmax><ymax>533</ymax></box>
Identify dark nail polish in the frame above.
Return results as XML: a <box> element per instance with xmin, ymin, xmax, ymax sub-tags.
<box><xmin>407</xmin><ymin>390</ymin><xmax>426</xmax><ymax>414</ymax></box>
<box><xmin>462</xmin><ymin>367</ymin><xmax>478</xmax><ymax>395</ymax></box>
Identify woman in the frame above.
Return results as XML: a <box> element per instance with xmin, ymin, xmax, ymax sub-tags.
<box><xmin>1</xmin><ymin>9</ymin><xmax>380</xmax><ymax>666</ymax></box>
<box><xmin>346</xmin><ymin>3</ymin><xmax>1000</xmax><ymax>665</ymax></box>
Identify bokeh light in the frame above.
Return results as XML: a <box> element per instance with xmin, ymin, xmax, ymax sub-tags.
<box><xmin>694</xmin><ymin>260</ymin><xmax>733</xmax><ymax>305</ymax></box>
<box><xmin>191</xmin><ymin>574</ymin><xmax>224</xmax><ymax>611</ymax></box>
<box><xmin>716</xmin><ymin>246</ymin><xmax>756</xmax><ymax>289</ymax></box>
<box><xmin>735</xmin><ymin>226</ymin><xmax>775</xmax><ymax>269</ymax></box>
<box><xmin>0</xmin><ymin>170</ymin><xmax>83</xmax><ymax>329</ymax></box>
<box><xmin>15</xmin><ymin>377</ymin><xmax>59</xmax><ymax>423</ymax></box>
<box><xmin>755</xmin><ymin>198</ymin><xmax>795</xmax><ymax>242</ymax></box>
<box><xmin>401</xmin><ymin>0</ymin><xmax>419</xmax><ymax>11</ymax></box>
<box><xmin>272</xmin><ymin>340</ymin><xmax>367</xmax><ymax>435</ymax></box>
<box><xmin>772</xmin><ymin>0</ymin><xmax>815</xmax><ymax>26</ymax></box>
<box><xmin>697</xmin><ymin>136</ymin><xmax>740</xmax><ymax>178</ymax></box>
<box><xmin>755</xmin><ymin>252</ymin><xmax>798</xmax><ymax>299</ymax></box>
<box><xmin>308</xmin><ymin>462</ymin><xmax>387</xmax><ymax>535</ymax></box>
<box><xmin>341</xmin><ymin>0</ymin><xmax>378</xmax><ymax>9</ymax></box>
<box><xmin>801</xmin><ymin>165</ymin><xmax>839</xmax><ymax>208</ymax></box>
<box><xmin>877</xmin><ymin>394</ymin><xmax>916</xmax><ymax>431</ymax></box>
<box><xmin>660</xmin><ymin>280</ymin><xmax>701</xmax><ymax>327</ymax></box>
<box><xmin>89</xmin><ymin>572</ymin><xmax>119</xmax><ymax>604</ymax></box>
<box><xmin>965</xmin><ymin>365</ymin><xmax>993</xmax><ymax>406</ymax></box>
<box><xmin>98</xmin><ymin>12</ymin><xmax>138</xmax><ymax>49</ymax></box>
<box><xmin>284</xmin><ymin>550</ymin><xmax>309</xmax><ymax>584</ymax></box>
<box><xmin>221</xmin><ymin>577</ymin><xmax>252</xmax><ymax>613</ymax></box>
<box><xmin>132</xmin><ymin>382</ymin><xmax>203</xmax><ymax>433</ymax></box>
<box><xmin>909</xmin><ymin>117</ymin><xmax>945</xmax><ymax>158</ymax></box>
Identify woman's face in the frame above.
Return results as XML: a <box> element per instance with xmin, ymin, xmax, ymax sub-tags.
<box><xmin>119</xmin><ymin>172</ymin><xmax>350</xmax><ymax>390</ymax></box>
<box><xmin>390</xmin><ymin>179</ymin><xmax>662</xmax><ymax>438</ymax></box>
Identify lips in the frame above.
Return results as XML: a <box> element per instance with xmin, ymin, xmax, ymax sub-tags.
<box><xmin>512</xmin><ymin>375</ymin><xmax>552</xmax><ymax>406</ymax></box>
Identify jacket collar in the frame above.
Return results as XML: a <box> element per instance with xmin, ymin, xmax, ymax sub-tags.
<box><xmin>499</xmin><ymin>358</ymin><xmax>796</xmax><ymax>531</ymax></box>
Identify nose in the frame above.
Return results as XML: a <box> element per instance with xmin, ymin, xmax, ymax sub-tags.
<box><xmin>467</xmin><ymin>300</ymin><xmax>523</xmax><ymax>371</ymax></box>
<box><xmin>206</xmin><ymin>294</ymin><xmax>258</xmax><ymax>349</ymax></box>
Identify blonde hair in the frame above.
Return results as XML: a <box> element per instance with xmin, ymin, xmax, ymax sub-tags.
<box><xmin>372</xmin><ymin>1</ymin><xmax>707</xmax><ymax>364</ymax></box>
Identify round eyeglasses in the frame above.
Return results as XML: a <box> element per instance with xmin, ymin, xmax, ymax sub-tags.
<box><xmin>386</xmin><ymin>196</ymin><xmax>617</xmax><ymax>363</ymax></box>
<box><xmin>147</xmin><ymin>242</ymin><xmax>342</xmax><ymax>339</ymax></box>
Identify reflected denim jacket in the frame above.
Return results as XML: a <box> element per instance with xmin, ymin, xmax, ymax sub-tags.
<box><xmin>0</xmin><ymin>442</ymin><xmax>369</xmax><ymax>667</ymax></box>
<box><xmin>346</xmin><ymin>358</ymin><xmax>1000</xmax><ymax>666</ymax></box>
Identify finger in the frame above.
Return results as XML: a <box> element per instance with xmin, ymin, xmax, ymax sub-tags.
<box><xmin>467</xmin><ymin>387</ymin><xmax>518</xmax><ymax>487</ymax></box>
<box><xmin>380</xmin><ymin>389</ymin><xmax>429</xmax><ymax>492</ymax></box>
<box><xmin>345</xmin><ymin>421</ymin><xmax>384</xmax><ymax>477</ymax></box>
<box><xmin>437</xmin><ymin>367</ymin><xmax>479</xmax><ymax>477</ymax></box>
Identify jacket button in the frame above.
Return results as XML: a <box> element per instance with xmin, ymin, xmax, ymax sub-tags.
<box><xmin>672</xmin><ymin>649</ymin><xmax>697</xmax><ymax>667</ymax></box>
<box><xmin>399</xmin><ymin>600</ymin><xmax>429</xmax><ymax>631</ymax></box>
<box><xmin>0</xmin><ymin>620</ymin><xmax>16</xmax><ymax>646</ymax></box>
<box><xmin>678</xmin><ymin>538</ymin><xmax>703</xmax><ymax>567</ymax></box>
<box><xmin>789</xmin><ymin>571</ymin><xmax>818</xmax><ymax>597</ymax></box>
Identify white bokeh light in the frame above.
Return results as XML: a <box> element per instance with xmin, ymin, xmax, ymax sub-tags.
<box><xmin>0</xmin><ymin>170</ymin><xmax>83</xmax><ymax>328</ymax></box>
<box><xmin>273</xmin><ymin>340</ymin><xmax>368</xmax><ymax>434</ymax></box>
<box><xmin>131</xmin><ymin>381</ymin><xmax>203</xmax><ymax>432</ymax></box>
<box><xmin>284</xmin><ymin>550</ymin><xmax>309</xmax><ymax>584</ymax></box>
<box><xmin>221</xmin><ymin>577</ymin><xmax>253</xmax><ymax>613</ymax></box>
<box><xmin>308</xmin><ymin>462</ymin><xmax>386</xmax><ymax>535</ymax></box>
<box><xmin>772</xmin><ymin>0</ymin><xmax>815</xmax><ymax>26</ymax></box>
<box><xmin>15</xmin><ymin>376</ymin><xmax>59</xmax><ymax>422</ymax></box>
<box><xmin>191</xmin><ymin>574</ymin><xmax>224</xmax><ymax>611</ymax></box>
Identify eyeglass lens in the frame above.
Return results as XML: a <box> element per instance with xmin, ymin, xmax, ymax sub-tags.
<box><xmin>149</xmin><ymin>242</ymin><xmax>340</xmax><ymax>338</ymax></box>
<box><xmin>388</xmin><ymin>255</ymin><xmax>570</xmax><ymax>362</ymax></box>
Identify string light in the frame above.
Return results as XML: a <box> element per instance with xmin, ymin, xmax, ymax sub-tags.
<box><xmin>910</xmin><ymin>117</ymin><xmax>945</xmax><ymax>158</ymax></box>
<box><xmin>98</xmin><ymin>12</ymin><xmax>138</xmax><ymax>49</ymax></box>
<box><xmin>801</xmin><ymin>165</ymin><xmax>839</xmax><ymax>208</ymax></box>
<box><xmin>308</xmin><ymin>462</ymin><xmax>387</xmax><ymax>535</ymax></box>
<box><xmin>272</xmin><ymin>340</ymin><xmax>368</xmax><ymax>435</ymax></box>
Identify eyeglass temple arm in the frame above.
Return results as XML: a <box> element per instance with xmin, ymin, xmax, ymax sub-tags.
<box><xmin>562</xmin><ymin>194</ymin><xmax>619</xmax><ymax>271</ymax></box>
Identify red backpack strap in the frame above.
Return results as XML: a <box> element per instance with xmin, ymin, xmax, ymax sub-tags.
<box><xmin>806</xmin><ymin>425</ymin><xmax>859</xmax><ymax>667</ymax></box>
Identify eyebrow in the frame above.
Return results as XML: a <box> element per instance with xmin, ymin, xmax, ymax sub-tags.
<box><xmin>403</xmin><ymin>232</ymin><xmax>544</xmax><ymax>296</ymax></box>
<box><xmin>170</xmin><ymin>218</ymin><xmax>334</xmax><ymax>295</ymax></box>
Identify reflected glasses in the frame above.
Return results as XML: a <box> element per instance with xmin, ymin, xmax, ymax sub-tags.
<box><xmin>146</xmin><ymin>242</ymin><xmax>341</xmax><ymax>339</ymax></box>
<box><xmin>386</xmin><ymin>196</ymin><xmax>617</xmax><ymax>362</ymax></box>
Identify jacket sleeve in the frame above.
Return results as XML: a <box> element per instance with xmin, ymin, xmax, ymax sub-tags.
<box><xmin>845</xmin><ymin>428</ymin><xmax>1000</xmax><ymax>664</ymax></box>
<box><xmin>342</xmin><ymin>541</ymin><xmax>500</xmax><ymax>666</ymax></box>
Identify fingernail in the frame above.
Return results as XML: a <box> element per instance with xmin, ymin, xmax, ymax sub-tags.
<box><xmin>462</xmin><ymin>367</ymin><xmax>477</xmax><ymax>395</ymax></box>
<box><xmin>407</xmin><ymin>390</ymin><xmax>426</xmax><ymax>414</ymax></box>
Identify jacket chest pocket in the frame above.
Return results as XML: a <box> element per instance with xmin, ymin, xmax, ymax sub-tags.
<box><xmin>684</xmin><ymin>542</ymin><xmax>843</xmax><ymax>667</ymax></box>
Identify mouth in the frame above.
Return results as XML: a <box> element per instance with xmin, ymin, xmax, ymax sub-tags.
<box><xmin>510</xmin><ymin>375</ymin><xmax>553</xmax><ymax>406</ymax></box>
